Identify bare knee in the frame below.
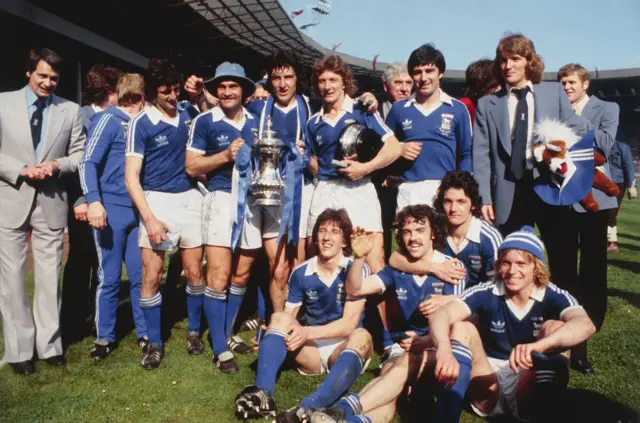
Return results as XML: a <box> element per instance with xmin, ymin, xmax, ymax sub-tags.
<box><xmin>268</xmin><ymin>312</ymin><xmax>294</xmax><ymax>331</ymax></box>
<box><xmin>449</xmin><ymin>320</ymin><xmax>479</xmax><ymax>346</ymax></box>
<box><xmin>346</xmin><ymin>328</ymin><xmax>373</xmax><ymax>358</ymax></box>
<box><xmin>182</xmin><ymin>259</ymin><xmax>203</xmax><ymax>285</ymax></box>
<box><xmin>207</xmin><ymin>265</ymin><xmax>230</xmax><ymax>292</ymax></box>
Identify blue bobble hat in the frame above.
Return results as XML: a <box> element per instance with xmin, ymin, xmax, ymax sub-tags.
<box><xmin>498</xmin><ymin>226</ymin><xmax>546</xmax><ymax>264</ymax></box>
<box><xmin>207</xmin><ymin>62</ymin><xmax>256</xmax><ymax>98</ymax></box>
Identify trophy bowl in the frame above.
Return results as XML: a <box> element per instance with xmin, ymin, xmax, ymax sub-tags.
<box><xmin>250</xmin><ymin>122</ymin><xmax>286</xmax><ymax>207</ymax></box>
<box><xmin>334</xmin><ymin>123</ymin><xmax>383</xmax><ymax>163</ymax></box>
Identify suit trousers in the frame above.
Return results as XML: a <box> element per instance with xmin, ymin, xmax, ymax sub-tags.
<box><xmin>498</xmin><ymin>175</ymin><xmax>539</xmax><ymax>237</ymax></box>
<box><xmin>0</xmin><ymin>197</ymin><xmax>64</xmax><ymax>363</ymax></box>
<box><xmin>537</xmin><ymin>205</ymin><xmax>609</xmax><ymax>331</ymax></box>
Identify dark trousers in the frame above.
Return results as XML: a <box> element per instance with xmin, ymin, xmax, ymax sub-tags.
<box><xmin>374</xmin><ymin>182</ymin><xmax>398</xmax><ymax>261</ymax></box>
<box><xmin>537</xmin><ymin>205</ymin><xmax>609</xmax><ymax>331</ymax></box>
<box><xmin>498</xmin><ymin>176</ymin><xmax>539</xmax><ymax>237</ymax></box>
<box><xmin>60</xmin><ymin>205</ymin><xmax>99</xmax><ymax>345</ymax></box>
<box><xmin>607</xmin><ymin>182</ymin><xmax>626</xmax><ymax>227</ymax></box>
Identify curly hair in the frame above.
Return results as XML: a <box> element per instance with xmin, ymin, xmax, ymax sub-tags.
<box><xmin>312</xmin><ymin>55</ymin><xmax>357</xmax><ymax>98</ymax></box>
<box><xmin>494</xmin><ymin>33</ymin><xmax>545</xmax><ymax>84</ymax></box>
<box><xmin>435</xmin><ymin>171</ymin><xmax>483</xmax><ymax>219</ymax></box>
<box><xmin>83</xmin><ymin>64</ymin><xmax>123</xmax><ymax>106</ymax></box>
<box><xmin>312</xmin><ymin>208</ymin><xmax>354</xmax><ymax>256</ymax></box>
<box><xmin>265</xmin><ymin>50</ymin><xmax>308</xmax><ymax>95</ymax></box>
<box><xmin>144</xmin><ymin>58</ymin><xmax>182</xmax><ymax>102</ymax></box>
<box><xmin>464</xmin><ymin>59</ymin><xmax>499</xmax><ymax>100</ymax></box>
<box><xmin>493</xmin><ymin>249</ymin><xmax>551</xmax><ymax>288</ymax></box>
<box><xmin>393</xmin><ymin>204</ymin><xmax>445</xmax><ymax>255</ymax></box>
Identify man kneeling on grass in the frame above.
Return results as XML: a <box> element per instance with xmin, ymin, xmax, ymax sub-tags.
<box><xmin>235</xmin><ymin>208</ymin><xmax>372</xmax><ymax>422</ymax></box>
<box><xmin>309</xmin><ymin>226</ymin><xmax>596</xmax><ymax>423</ymax></box>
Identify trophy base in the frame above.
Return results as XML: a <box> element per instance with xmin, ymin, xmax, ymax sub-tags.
<box><xmin>252</xmin><ymin>198</ymin><xmax>282</xmax><ymax>207</ymax></box>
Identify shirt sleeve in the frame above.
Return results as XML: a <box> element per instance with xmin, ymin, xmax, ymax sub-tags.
<box><xmin>384</xmin><ymin>105</ymin><xmax>405</xmax><ymax>142</ymax></box>
<box><xmin>455</xmin><ymin>105</ymin><xmax>473</xmax><ymax>172</ymax></box>
<box><xmin>364</xmin><ymin>110</ymin><xmax>394</xmax><ymax>142</ymax></box>
<box><xmin>480</xmin><ymin>224</ymin><xmax>503</xmax><ymax>279</ymax></box>
<box><xmin>545</xmin><ymin>283</ymin><xmax>583</xmax><ymax>319</ymax></box>
<box><xmin>373</xmin><ymin>266</ymin><xmax>396</xmax><ymax>293</ymax></box>
<box><xmin>80</xmin><ymin>113</ymin><xmax>116</xmax><ymax>204</ymax></box>
<box><xmin>187</xmin><ymin>113</ymin><xmax>208</xmax><ymax>155</ymax></box>
<box><xmin>126</xmin><ymin>113</ymin><xmax>147</xmax><ymax>158</ymax></box>
<box><xmin>458</xmin><ymin>282</ymin><xmax>494</xmax><ymax>315</ymax></box>
<box><xmin>285</xmin><ymin>268</ymin><xmax>304</xmax><ymax>308</ymax></box>
<box><xmin>621</xmin><ymin>142</ymin><xmax>636</xmax><ymax>187</ymax></box>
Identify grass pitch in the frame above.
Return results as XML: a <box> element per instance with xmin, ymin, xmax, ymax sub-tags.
<box><xmin>1</xmin><ymin>198</ymin><xmax>639</xmax><ymax>423</ymax></box>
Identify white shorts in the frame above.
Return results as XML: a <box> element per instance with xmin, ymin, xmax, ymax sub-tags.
<box><xmin>300</xmin><ymin>182</ymin><xmax>315</xmax><ymax>239</ymax></box>
<box><xmin>139</xmin><ymin>189</ymin><xmax>203</xmax><ymax>250</ymax></box>
<box><xmin>379</xmin><ymin>343</ymin><xmax>406</xmax><ymax>368</ymax></box>
<box><xmin>297</xmin><ymin>337</ymin><xmax>371</xmax><ymax>376</ymax></box>
<box><xmin>307</xmin><ymin>178</ymin><xmax>382</xmax><ymax>237</ymax></box>
<box><xmin>396</xmin><ymin>179</ymin><xmax>441</xmax><ymax>212</ymax></box>
<box><xmin>202</xmin><ymin>190</ymin><xmax>235</xmax><ymax>248</ymax></box>
<box><xmin>470</xmin><ymin>357</ymin><xmax>523</xmax><ymax>419</ymax></box>
<box><xmin>241</xmin><ymin>198</ymin><xmax>283</xmax><ymax>250</ymax></box>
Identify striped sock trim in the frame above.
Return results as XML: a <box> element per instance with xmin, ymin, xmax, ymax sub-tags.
<box><xmin>451</xmin><ymin>339</ymin><xmax>473</xmax><ymax>362</ymax></box>
<box><xmin>229</xmin><ymin>284</ymin><xmax>247</xmax><ymax>296</ymax></box>
<box><xmin>343</xmin><ymin>393</ymin><xmax>363</xmax><ymax>415</ymax></box>
<box><xmin>205</xmin><ymin>287</ymin><xmax>227</xmax><ymax>300</ymax></box>
<box><xmin>264</xmin><ymin>328</ymin><xmax>288</xmax><ymax>339</ymax></box>
<box><xmin>140</xmin><ymin>293</ymin><xmax>162</xmax><ymax>308</ymax></box>
<box><xmin>536</xmin><ymin>369</ymin><xmax>557</xmax><ymax>383</ymax></box>
<box><xmin>341</xmin><ymin>348</ymin><xmax>365</xmax><ymax>368</ymax></box>
<box><xmin>186</xmin><ymin>284</ymin><xmax>206</xmax><ymax>295</ymax></box>
<box><xmin>356</xmin><ymin>416</ymin><xmax>372</xmax><ymax>423</ymax></box>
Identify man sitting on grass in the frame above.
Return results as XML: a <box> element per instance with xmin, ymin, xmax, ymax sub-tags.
<box><xmin>309</xmin><ymin>226</ymin><xmax>596</xmax><ymax>423</ymax></box>
<box><xmin>235</xmin><ymin>208</ymin><xmax>372</xmax><ymax>422</ymax></box>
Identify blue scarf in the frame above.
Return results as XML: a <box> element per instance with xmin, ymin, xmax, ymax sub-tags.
<box><xmin>230</xmin><ymin>95</ymin><xmax>310</xmax><ymax>250</ymax></box>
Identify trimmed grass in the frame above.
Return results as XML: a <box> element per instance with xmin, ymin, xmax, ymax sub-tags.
<box><xmin>1</xmin><ymin>199</ymin><xmax>639</xmax><ymax>422</ymax></box>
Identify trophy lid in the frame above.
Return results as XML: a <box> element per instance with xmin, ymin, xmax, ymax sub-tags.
<box><xmin>259</xmin><ymin>117</ymin><xmax>284</xmax><ymax>146</ymax></box>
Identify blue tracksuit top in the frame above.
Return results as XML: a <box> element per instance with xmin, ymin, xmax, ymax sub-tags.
<box><xmin>80</xmin><ymin>106</ymin><xmax>133</xmax><ymax>207</ymax></box>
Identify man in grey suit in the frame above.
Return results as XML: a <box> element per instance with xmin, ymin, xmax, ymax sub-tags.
<box><xmin>0</xmin><ymin>48</ymin><xmax>85</xmax><ymax>374</ymax></box>
<box><xmin>553</xmin><ymin>63</ymin><xmax>620</xmax><ymax>374</ymax></box>
<box><xmin>472</xmin><ymin>34</ymin><xmax>611</xmax><ymax>237</ymax></box>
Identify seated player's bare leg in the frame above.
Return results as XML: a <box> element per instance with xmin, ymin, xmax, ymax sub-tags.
<box><xmin>517</xmin><ymin>319</ymin><xmax>567</xmax><ymax>418</ymax></box>
<box><xmin>141</xmin><ymin>248</ymin><xmax>165</xmax><ymax>297</ymax></box>
<box><xmin>181</xmin><ymin>247</ymin><xmax>203</xmax><ymax>286</ymax></box>
<box><xmin>264</xmin><ymin>237</ymin><xmax>290</xmax><ymax>313</ymax></box>
<box><xmin>449</xmin><ymin>320</ymin><xmax>500</xmax><ymax>415</ymax></box>
<box><xmin>327</xmin><ymin>328</ymin><xmax>373</xmax><ymax>368</ymax></box>
<box><xmin>365</xmin><ymin>232</ymin><xmax>385</xmax><ymax>274</ymax></box>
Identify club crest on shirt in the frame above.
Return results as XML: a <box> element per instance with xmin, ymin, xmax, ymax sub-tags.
<box><xmin>316</xmin><ymin>135</ymin><xmax>323</xmax><ymax>144</ymax></box>
<box><xmin>121</xmin><ymin>121</ymin><xmax>129</xmax><ymax>134</ymax></box>
<box><xmin>402</xmin><ymin>119</ymin><xmax>412</xmax><ymax>130</ymax></box>
<box><xmin>396</xmin><ymin>288</ymin><xmax>408</xmax><ymax>301</ymax></box>
<box><xmin>306</xmin><ymin>290</ymin><xmax>318</xmax><ymax>301</ymax></box>
<box><xmin>439</xmin><ymin>113</ymin><xmax>454</xmax><ymax>135</ymax></box>
<box><xmin>490</xmin><ymin>320</ymin><xmax>506</xmax><ymax>333</ymax></box>
<box><xmin>531</xmin><ymin>316</ymin><xmax>544</xmax><ymax>337</ymax></box>
<box><xmin>185</xmin><ymin>119</ymin><xmax>193</xmax><ymax>129</ymax></box>
<box><xmin>469</xmin><ymin>255</ymin><xmax>483</xmax><ymax>272</ymax></box>
<box><xmin>432</xmin><ymin>282</ymin><xmax>445</xmax><ymax>296</ymax></box>
<box><xmin>154</xmin><ymin>134</ymin><xmax>169</xmax><ymax>146</ymax></box>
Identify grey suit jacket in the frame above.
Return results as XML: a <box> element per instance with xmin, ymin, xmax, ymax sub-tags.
<box><xmin>473</xmin><ymin>81</ymin><xmax>614</xmax><ymax>225</ymax></box>
<box><xmin>576</xmin><ymin>96</ymin><xmax>619</xmax><ymax>212</ymax></box>
<box><xmin>0</xmin><ymin>87</ymin><xmax>86</xmax><ymax>230</ymax></box>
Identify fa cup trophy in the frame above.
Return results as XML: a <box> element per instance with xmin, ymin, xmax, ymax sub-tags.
<box><xmin>250</xmin><ymin>118</ymin><xmax>286</xmax><ymax>206</ymax></box>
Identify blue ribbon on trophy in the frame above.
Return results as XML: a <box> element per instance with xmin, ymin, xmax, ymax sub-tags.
<box><xmin>230</xmin><ymin>141</ymin><xmax>253</xmax><ymax>251</ymax></box>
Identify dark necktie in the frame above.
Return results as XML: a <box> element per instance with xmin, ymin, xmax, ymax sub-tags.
<box><xmin>510</xmin><ymin>86</ymin><xmax>530</xmax><ymax>181</ymax></box>
<box><xmin>31</xmin><ymin>97</ymin><xmax>46</xmax><ymax>151</ymax></box>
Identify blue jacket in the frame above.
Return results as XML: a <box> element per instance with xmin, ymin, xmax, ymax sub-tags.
<box><xmin>79</xmin><ymin>106</ymin><xmax>133</xmax><ymax>207</ymax></box>
<box><xmin>609</xmin><ymin>141</ymin><xmax>636</xmax><ymax>186</ymax></box>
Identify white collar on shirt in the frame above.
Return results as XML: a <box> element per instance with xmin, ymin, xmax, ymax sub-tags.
<box><xmin>304</xmin><ymin>255</ymin><xmax>349</xmax><ymax>287</ymax></box>
<box><xmin>315</xmin><ymin>95</ymin><xmax>354</xmax><ymax>124</ymax></box>
<box><xmin>274</xmin><ymin>98</ymin><xmax>299</xmax><ymax>114</ymax></box>
<box><xmin>404</xmin><ymin>89</ymin><xmax>453</xmax><ymax>107</ymax></box>
<box><xmin>446</xmin><ymin>216</ymin><xmax>482</xmax><ymax>254</ymax></box>
<box><xmin>146</xmin><ymin>104</ymin><xmax>180</xmax><ymax>127</ymax></box>
<box><xmin>210</xmin><ymin>106</ymin><xmax>254</xmax><ymax>131</ymax></box>
<box><xmin>91</xmin><ymin>104</ymin><xmax>106</xmax><ymax>113</ymax></box>
<box><xmin>492</xmin><ymin>279</ymin><xmax>545</xmax><ymax>301</ymax></box>
<box><xmin>574</xmin><ymin>94</ymin><xmax>590</xmax><ymax>115</ymax></box>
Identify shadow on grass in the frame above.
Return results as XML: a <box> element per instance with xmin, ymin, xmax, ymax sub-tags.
<box><xmin>608</xmin><ymin>288</ymin><xmax>640</xmax><ymax>310</ymax></box>
<box><xmin>618</xmin><ymin>242</ymin><xmax>640</xmax><ymax>252</ymax></box>
<box><xmin>619</xmin><ymin>232</ymin><xmax>640</xmax><ymax>243</ymax></box>
<box><xmin>608</xmin><ymin>258</ymin><xmax>640</xmax><ymax>274</ymax></box>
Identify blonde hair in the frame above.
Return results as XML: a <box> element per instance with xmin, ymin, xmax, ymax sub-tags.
<box><xmin>493</xmin><ymin>249</ymin><xmax>550</xmax><ymax>288</ymax></box>
<box><xmin>117</xmin><ymin>73</ymin><xmax>144</xmax><ymax>106</ymax></box>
